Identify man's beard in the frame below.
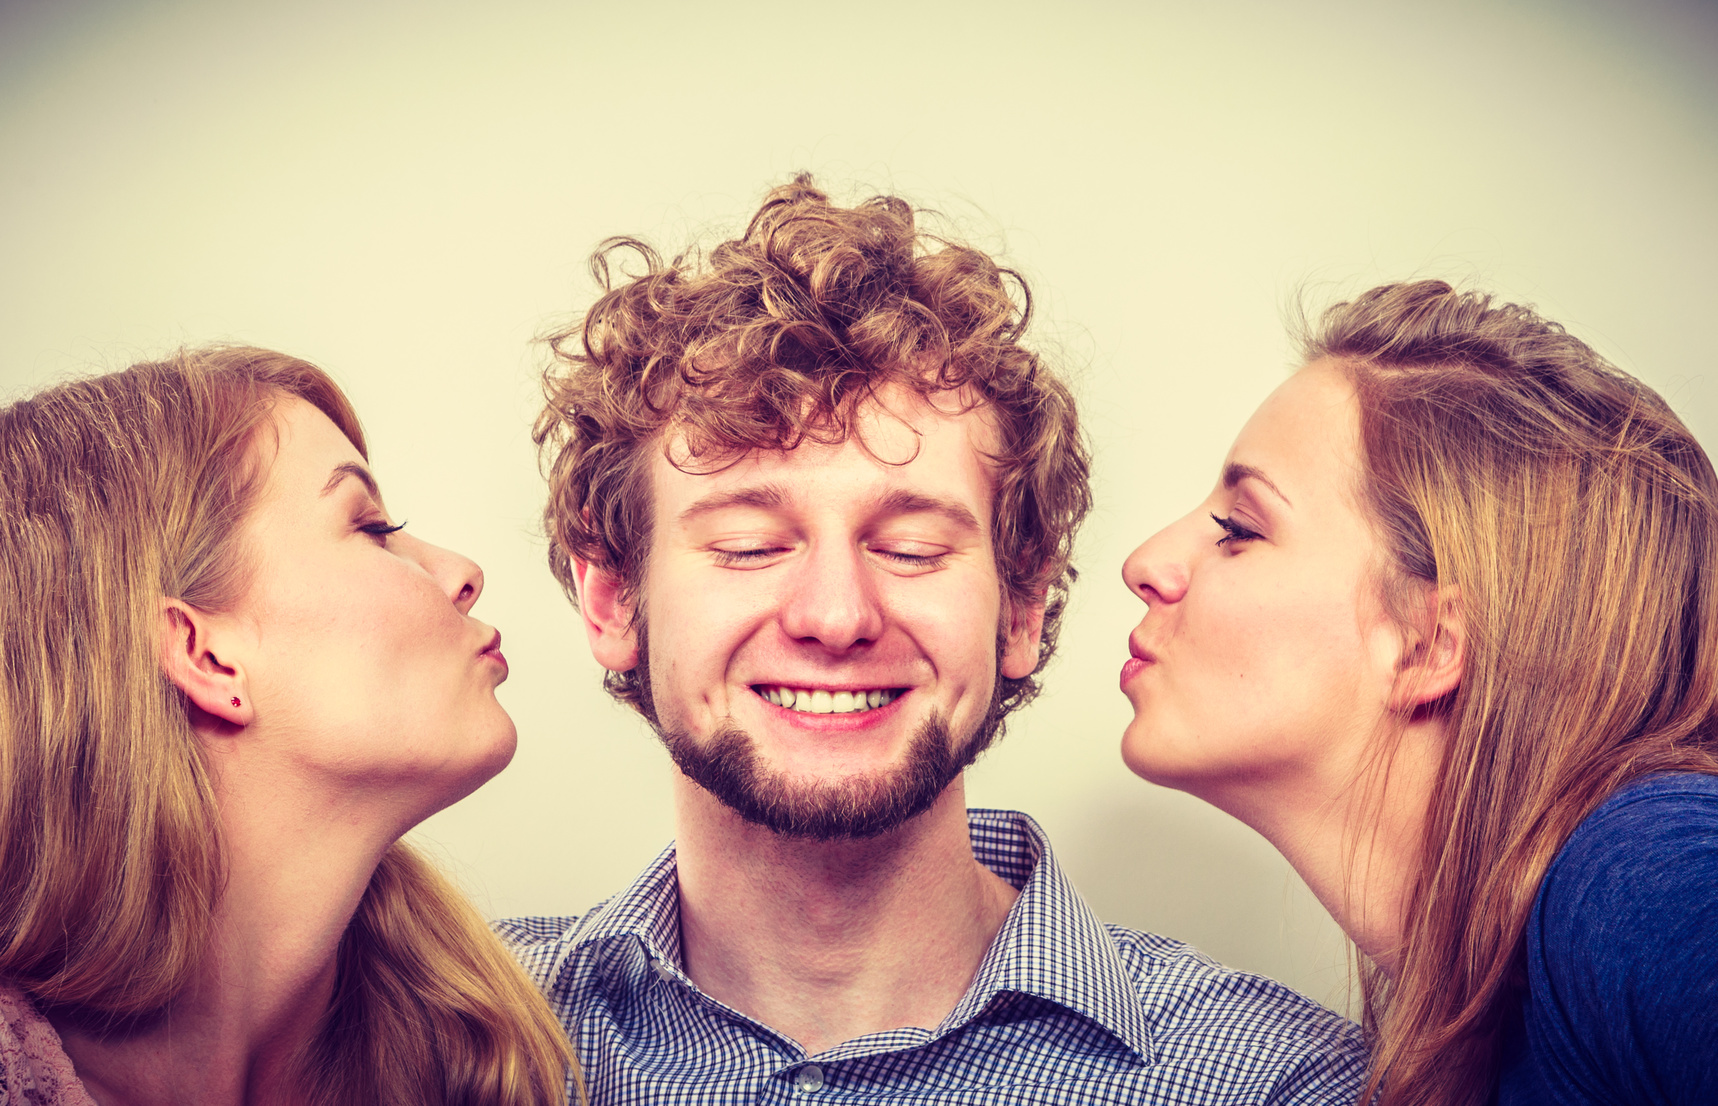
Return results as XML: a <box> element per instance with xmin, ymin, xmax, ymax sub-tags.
<box><xmin>643</xmin><ymin>632</ymin><xmax>1011</xmax><ymax>840</ymax></box>
<box><xmin>660</xmin><ymin>710</ymin><xmax>992</xmax><ymax>840</ymax></box>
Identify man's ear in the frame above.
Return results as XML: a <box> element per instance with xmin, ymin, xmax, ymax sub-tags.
<box><xmin>158</xmin><ymin>598</ymin><xmax>251</xmax><ymax>730</ymax></box>
<box><xmin>1389</xmin><ymin>586</ymin><xmax>1465</xmax><ymax>713</ymax></box>
<box><xmin>572</xmin><ymin>557</ymin><xmax>640</xmax><ymax>673</ymax></box>
<box><xmin>1000</xmin><ymin>593</ymin><xmax>1048</xmax><ymax>682</ymax></box>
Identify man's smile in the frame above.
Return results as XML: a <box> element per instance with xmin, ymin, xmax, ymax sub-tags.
<box><xmin>752</xmin><ymin>685</ymin><xmax>905</xmax><ymax>714</ymax></box>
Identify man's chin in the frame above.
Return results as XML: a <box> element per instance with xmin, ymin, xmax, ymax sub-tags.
<box><xmin>660</xmin><ymin>711</ymin><xmax>991</xmax><ymax>841</ymax></box>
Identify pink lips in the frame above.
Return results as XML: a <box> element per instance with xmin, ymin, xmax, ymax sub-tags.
<box><xmin>480</xmin><ymin>631</ymin><xmax>508</xmax><ymax>675</ymax></box>
<box><xmin>1120</xmin><ymin>636</ymin><xmax>1155</xmax><ymax>689</ymax></box>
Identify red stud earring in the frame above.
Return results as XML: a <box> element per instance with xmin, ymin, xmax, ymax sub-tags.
<box><xmin>230</xmin><ymin>697</ymin><xmax>242</xmax><ymax>708</ymax></box>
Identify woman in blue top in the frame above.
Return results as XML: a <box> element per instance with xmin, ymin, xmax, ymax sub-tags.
<box><xmin>1117</xmin><ymin>280</ymin><xmax>1717</xmax><ymax>1106</ymax></box>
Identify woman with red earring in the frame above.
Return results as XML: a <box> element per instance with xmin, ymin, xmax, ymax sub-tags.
<box><xmin>0</xmin><ymin>349</ymin><xmax>578</xmax><ymax>1105</ymax></box>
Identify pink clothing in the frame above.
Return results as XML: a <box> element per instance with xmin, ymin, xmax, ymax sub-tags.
<box><xmin>0</xmin><ymin>985</ymin><xmax>97</xmax><ymax>1106</ymax></box>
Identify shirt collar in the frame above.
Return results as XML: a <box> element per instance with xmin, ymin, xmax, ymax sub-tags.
<box><xmin>561</xmin><ymin>808</ymin><xmax>1152</xmax><ymax>1062</ymax></box>
<box><xmin>949</xmin><ymin>809</ymin><xmax>1153</xmax><ymax>1062</ymax></box>
<box><xmin>563</xmin><ymin>838</ymin><xmax>683</xmax><ymax>968</ymax></box>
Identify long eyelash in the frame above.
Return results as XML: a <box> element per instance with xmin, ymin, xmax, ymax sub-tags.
<box><xmin>1210</xmin><ymin>513</ymin><xmax>1260</xmax><ymax>547</ymax></box>
<box><xmin>361</xmin><ymin>520</ymin><xmax>406</xmax><ymax>536</ymax></box>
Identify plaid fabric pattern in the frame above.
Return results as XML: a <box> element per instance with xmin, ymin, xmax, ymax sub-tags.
<box><xmin>498</xmin><ymin>809</ymin><xmax>1367</xmax><ymax>1105</ymax></box>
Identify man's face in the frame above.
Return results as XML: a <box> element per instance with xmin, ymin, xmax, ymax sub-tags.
<box><xmin>625</xmin><ymin>386</ymin><xmax>1042</xmax><ymax>838</ymax></box>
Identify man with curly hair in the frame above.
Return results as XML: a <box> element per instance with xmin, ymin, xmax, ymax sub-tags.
<box><xmin>500</xmin><ymin>177</ymin><xmax>1365</xmax><ymax>1104</ymax></box>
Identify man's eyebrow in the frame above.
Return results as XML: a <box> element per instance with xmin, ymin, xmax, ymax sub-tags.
<box><xmin>321</xmin><ymin>461</ymin><xmax>380</xmax><ymax>500</ymax></box>
<box><xmin>873</xmin><ymin>488</ymin><xmax>982</xmax><ymax>532</ymax></box>
<box><xmin>1223</xmin><ymin>463</ymin><xmax>1292</xmax><ymax>507</ymax></box>
<box><xmin>676</xmin><ymin>484</ymin><xmax>981</xmax><ymax>531</ymax></box>
<box><xmin>677</xmin><ymin>485</ymin><xmax>786</xmax><ymax>523</ymax></box>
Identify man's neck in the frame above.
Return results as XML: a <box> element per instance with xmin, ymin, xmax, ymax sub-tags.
<box><xmin>673</xmin><ymin>776</ymin><xmax>1018</xmax><ymax>1055</ymax></box>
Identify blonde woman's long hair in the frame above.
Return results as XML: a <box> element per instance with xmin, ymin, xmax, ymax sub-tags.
<box><xmin>1302</xmin><ymin>282</ymin><xmax>1718</xmax><ymax>1106</ymax></box>
<box><xmin>0</xmin><ymin>348</ymin><xmax>577</xmax><ymax>1105</ymax></box>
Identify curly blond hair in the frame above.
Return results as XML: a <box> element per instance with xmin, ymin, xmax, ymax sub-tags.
<box><xmin>535</xmin><ymin>175</ymin><xmax>1091</xmax><ymax>721</ymax></box>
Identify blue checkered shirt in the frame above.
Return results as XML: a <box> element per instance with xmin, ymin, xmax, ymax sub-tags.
<box><xmin>498</xmin><ymin>809</ymin><xmax>1367</xmax><ymax>1104</ymax></box>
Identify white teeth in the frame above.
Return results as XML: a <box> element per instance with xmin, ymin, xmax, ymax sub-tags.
<box><xmin>757</xmin><ymin>686</ymin><xmax>899</xmax><ymax>714</ymax></box>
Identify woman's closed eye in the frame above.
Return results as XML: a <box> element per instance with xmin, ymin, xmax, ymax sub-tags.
<box><xmin>1211</xmin><ymin>513</ymin><xmax>1262</xmax><ymax>547</ymax></box>
<box><xmin>360</xmin><ymin>519</ymin><xmax>406</xmax><ymax>543</ymax></box>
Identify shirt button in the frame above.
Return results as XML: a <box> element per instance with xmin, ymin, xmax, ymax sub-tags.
<box><xmin>793</xmin><ymin>1064</ymin><xmax>824</xmax><ymax>1093</ymax></box>
<box><xmin>653</xmin><ymin>961</ymin><xmax>677</xmax><ymax>983</ymax></box>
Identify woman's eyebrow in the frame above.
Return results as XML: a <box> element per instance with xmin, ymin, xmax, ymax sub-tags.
<box><xmin>321</xmin><ymin>461</ymin><xmax>380</xmax><ymax>499</ymax></box>
<box><xmin>1223</xmin><ymin>463</ymin><xmax>1292</xmax><ymax>507</ymax></box>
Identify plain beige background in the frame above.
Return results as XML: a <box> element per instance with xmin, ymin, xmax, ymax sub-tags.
<box><xmin>2</xmin><ymin>0</ymin><xmax>1713</xmax><ymax>1013</ymax></box>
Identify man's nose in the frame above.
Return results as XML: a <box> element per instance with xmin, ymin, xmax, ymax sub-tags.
<box><xmin>1121</xmin><ymin>513</ymin><xmax>1196</xmax><ymax>607</ymax></box>
<box><xmin>778</xmin><ymin>541</ymin><xmax>886</xmax><ymax>651</ymax></box>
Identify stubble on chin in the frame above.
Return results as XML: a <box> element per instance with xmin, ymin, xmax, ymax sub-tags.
<box><xmin>638</xmin><ymin>614</ymin><xmax>1013</xmax><ymax>839</ymax></box>
<box><xmin>658</xmin><ymin>699</ymin><xmax>1006</xmax><ymax>841</ymax></box>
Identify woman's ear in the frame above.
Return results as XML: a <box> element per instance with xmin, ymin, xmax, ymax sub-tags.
<box><xmin>1390</xmin><ymin>586</ymin><xmax>1465</xmax><ymax>713</ymax></box>
<box><xmin>572</xmin><ymin>557</ymin><xmax>640</xmax><ymax>673</ymax></box>
<box><xmin>158</xmin><ymin>598</ymin><xmax>251</xmax><ymax>730</ymax></box>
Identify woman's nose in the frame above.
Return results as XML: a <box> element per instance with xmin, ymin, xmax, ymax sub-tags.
<box><xmin>403</xmin><ymin>533</ymin><xmax>485</xmax><ymax>613</ymax></box>
<box><xmin>1122</xmin><ymin>515</ymin><xmax>1194</xmax><ymax>606</ymax></box>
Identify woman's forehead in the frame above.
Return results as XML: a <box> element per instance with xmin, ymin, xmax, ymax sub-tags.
<box><xmin>248</xmin><ymin>396</ymin><xmax>372</xmax><ymax>513</ymax></box>
<box><xmin>1227</xmin><ymin>363</ymin><xmax>1367</xmax><ymax>513</ymax></box>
